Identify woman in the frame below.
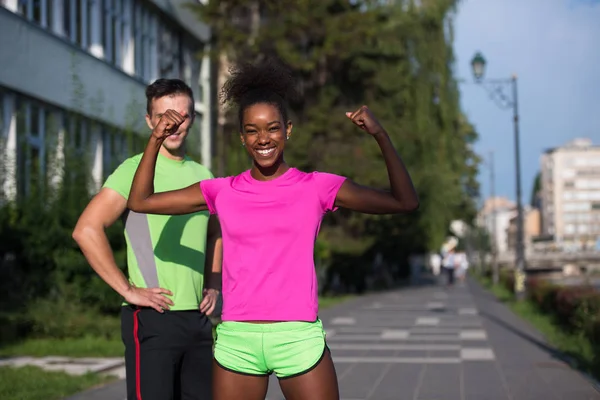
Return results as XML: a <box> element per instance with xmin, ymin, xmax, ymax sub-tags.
<box><xmin>127</xmin><ymin>60</ymin><xmax>419</xmax><ymax>400</ymax></box>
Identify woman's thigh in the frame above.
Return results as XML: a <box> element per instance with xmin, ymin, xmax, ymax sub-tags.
<box><xmin>278</xmin><ymin>349</ymin><xmax>339</xmax><ymax>400</ymax></box>
<box><xmin>212</xmin><ymin>360</ymin><xmax>269</xmax><ymax>400</ymax></box>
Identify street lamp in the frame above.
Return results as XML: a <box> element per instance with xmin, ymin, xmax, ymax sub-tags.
<box><xmin>470</xmin><ymin>51</ymin><xmax>527</xmax><ymax>301</ymax></box>
<box><xmin>471</xmin><ymin>52</ymin><xmax>486</xmax><ymax>81</ymax></box>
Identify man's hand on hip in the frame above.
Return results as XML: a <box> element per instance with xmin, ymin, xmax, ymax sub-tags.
<box><xmin>124</xmin><ymin>285</ymin><xmax>174</xmax><ymax>313</ymax></box>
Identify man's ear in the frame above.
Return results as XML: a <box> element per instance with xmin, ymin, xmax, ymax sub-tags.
<box><xmin>145</xmin><ymin>114</ymin><xmax>153</xmax><ymax>130</ymax></box>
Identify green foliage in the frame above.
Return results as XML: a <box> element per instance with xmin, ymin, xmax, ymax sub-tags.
<box><xmin>530</xmin><ymin>171</ymin><xmax>541</xmax><ymax>207</ymax></box>
<box><xmin>0</xmin><ymin>50</ymin><xmax>148</xmax><ymax>344</ymax></box>
<box><xmin>483</xmin><ymin>272</ymin><xmax>600</xmax><ymax>380</ymax></box>
<box><xmin>464</xmin><ymin>224</ymin><xmax>491</xmax><ymax>253</ymax></box>
<box><xmin>502</xmin><ymin>274</ymin><xmax>600</xmax><ymax>347</ymax></box>
<box><xmin>192</xmin><ymin>0</ymin><xmax>480</xmax><ymax>286</ymax></box>
<box><xmin>0</xmin><ymin>127</ymin><xmax>127</xmax><ymax>343</ymax></box>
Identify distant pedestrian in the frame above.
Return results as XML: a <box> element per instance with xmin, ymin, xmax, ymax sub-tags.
<box><xmin>429</xmin><ymin>253</ymin><xmax>442</xmax><ymax>276</ymax></box>
<box><xmin>454</xmin><ymin>252</ymin><xmax>469</xmax><ymax>282</ymax></box>
<box><xmin>442</xmin><ymin>247</ymin><xmax>457</xmax><ymax>286</ymax></box>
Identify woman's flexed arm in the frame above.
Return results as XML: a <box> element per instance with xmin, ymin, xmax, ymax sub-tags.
<box><xmin>334</xmin><ymin>106</ymin><xmax>419</xmax><ymax>215</ymax></box>
<box><xmin>127</xmin><ymin>109</ymin><xmax>208</xmax><ymax>215</ymax></box>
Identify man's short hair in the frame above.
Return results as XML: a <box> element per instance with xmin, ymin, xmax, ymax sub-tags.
<box><xmin>145</xmin><ymin>79</ymin><xmax>195</xmax><ymax>115</ymax></box>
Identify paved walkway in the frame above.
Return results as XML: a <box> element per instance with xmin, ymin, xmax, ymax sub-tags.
<box><xmin>68</xmin><ymin>278</ymin><xmax>600</xmax><ymax>400</ymax></box>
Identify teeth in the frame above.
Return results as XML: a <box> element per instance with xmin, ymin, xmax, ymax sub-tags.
<box><xmin>257</xmin><ymin>148</ymin><xmax>275</xmax><ymax>155</ymax></box>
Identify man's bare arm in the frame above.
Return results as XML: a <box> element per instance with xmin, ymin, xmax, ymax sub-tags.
<box><xmin>72</xmin><ymin>188</ymin><xmax>173</xmax><ymax>313</ymax></box>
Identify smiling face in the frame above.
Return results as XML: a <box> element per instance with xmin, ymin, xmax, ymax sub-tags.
<box><xmin>145</xmin><ymin>94</ymin><xmax>194</xmax><ymax>155</ymax></box>
<box><xmin>240</xmin><ymin>103</ymin><xmax>292</xmax><ymax>171</ymax></box>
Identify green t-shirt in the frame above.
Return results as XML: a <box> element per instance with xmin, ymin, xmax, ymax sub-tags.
<box><xmin>103</xmin><ymin>153</ymin><xmax>214</xmax><ymax>311</ymax></box>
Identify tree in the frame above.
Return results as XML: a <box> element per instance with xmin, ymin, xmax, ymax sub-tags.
<box><xmin>530</xmin><ymin>171</ymin><xmax>541</xmax><ymax>208</ymax></box>
<box><xmin>190</xmin><ymin>0</ymin><xmax>480</xmax><ymax>286</ymax></box>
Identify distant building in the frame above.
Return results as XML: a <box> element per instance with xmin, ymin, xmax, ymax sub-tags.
<box><xmin>540</xmin><ymin>138</ymin><xmax>600</xmax><ymax>246</ymax></box>
<box><xmin>506</xmin><ymin>206</ymin><xmax>541</xmax><ymax>253</ymax></box>
<box><xmin>0</xmin><ymin>0</ymin><xmax>214</xmax><ymax>200</ymax></box>
<box><xmin>477</xmin><ymin>196</ymin><xmax>516</xmax><ymax>255</ymax></box>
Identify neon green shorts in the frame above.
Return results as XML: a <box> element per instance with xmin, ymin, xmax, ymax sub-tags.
<box><xmin>214</xmin><ymin>319</ymin><xmax>328</xmax><ymax>379</ymax></box>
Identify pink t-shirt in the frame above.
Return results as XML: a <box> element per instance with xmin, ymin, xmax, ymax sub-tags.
<box><xmin>200</xmin><ymin>168</ymin><xmax>347</xmax><ymax>322</ymax></box>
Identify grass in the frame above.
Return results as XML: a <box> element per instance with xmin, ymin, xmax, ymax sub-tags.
<box><xmin>319</xmin><ymin>294</ymin><xmax>355</xmax><ymax>309</ymax></box>
<box><xmin>0</xmin><ymin>336</ymin><xmax>124</xmax><ymax>358</ymax></box>
<box><xmin>0</xmin><ymin>366</ymin><xmax>115</xmax><ymax>400</ymax></box>
<box><xmin>476</xmin><ymin>274</ymin><xmax>598</xmax><ymax>379</ymax></box>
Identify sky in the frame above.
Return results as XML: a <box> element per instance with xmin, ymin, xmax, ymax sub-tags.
<box><xmin>453</xmin><ymin>0</ymin><xmax>600</xmax><ymax>206</ymax></box>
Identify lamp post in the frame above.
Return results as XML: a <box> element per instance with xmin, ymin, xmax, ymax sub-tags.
<box><xmin>488</xmin><ymin>151</ymin><xmax>499</xmax><ymax>286</ymax></box>
<box><xmin>470</xmin><ymin>52</ymin><xmax>526</xmax><ymax>300</ymax></box>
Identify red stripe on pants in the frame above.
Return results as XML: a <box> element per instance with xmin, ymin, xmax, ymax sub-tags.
<box><xmin>133</xmin><ymin>309</ymin><xmax>142</xmax><ymax>400</ymax></box>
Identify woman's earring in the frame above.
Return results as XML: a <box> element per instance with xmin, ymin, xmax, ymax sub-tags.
<box><xmin>242</xmin><ymin>142</ymin><xmax>245</xmax><ymax>147</ymax></box>
<box><xmin>286</xmin><ymin>136</ymin><xmax>290</xmax><ymax>140</ymax></box>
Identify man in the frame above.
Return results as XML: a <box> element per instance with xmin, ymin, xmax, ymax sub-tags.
<box><xmin>73</xmin><ymin>79</ymin><xmax>221</xmax><ymax>400</ymax></box>
<box><xmin>441</xmin><ymin>239</ymin><xmax>458</xmax><ymax>287</ymax></box>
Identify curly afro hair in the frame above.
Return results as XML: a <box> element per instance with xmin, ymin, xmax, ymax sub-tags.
<box><xmin>220</xmin><ymin>58</ymin><xmax>298</xmax><ymax>130</ymax></box>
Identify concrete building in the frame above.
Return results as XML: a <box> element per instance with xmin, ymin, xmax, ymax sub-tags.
<box><xmin>540</xmin><ymin>138</ymin><xmax>600</xmax><ymax>248</ymax></box>
<box><xmin>506</xmin><ymin>206</ymin><xmax>541</xmax><ymax>253</ymax></box>
<box><xmin>0</xmin><ymin>0</ymin><xmax>214</xmax><ymax>200</ymax></box>
<box><xmin>477</xmin><ymin>196</ymin><xmax>516</xmax><ymax>256</ymax></box>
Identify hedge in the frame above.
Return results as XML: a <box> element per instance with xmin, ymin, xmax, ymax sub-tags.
<box><xmin>499</xmin><ymin>270</ymin><xmax>600</xmax><ymax>346</ymax></box>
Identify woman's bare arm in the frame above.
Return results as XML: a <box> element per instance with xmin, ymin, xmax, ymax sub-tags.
<box><xmin>334</xmin><ymin>106</ymin><xmax>419</xmax><ymax>214</ymax></box>
<box><xmin>127</xmin><ymin>109</ymin><xmax>208</xmax><ymax>215</ymax></box>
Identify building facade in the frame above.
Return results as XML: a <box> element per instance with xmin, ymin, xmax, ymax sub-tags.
<box><xmin>540</xmin><ymin>138</ymin><xmax>600</xmax><ymax>247</ymax></box>
<box><xmin>0</xmin><ymin>0</ymin><xmax>214</xmax><ymax>200</ymax></box>
<box><xmin>477</xmin><ymin>196</ymin><xmax>516</xmax><ymax>256</ymax></box>
<box><xmin>506</xmin><ymin>206</ymin><xmax>541</xmax><ymax>254</ymax></box>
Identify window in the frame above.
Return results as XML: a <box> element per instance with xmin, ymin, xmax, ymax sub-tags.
<box><xmin>65</xmin><ymin>115</ymin><xmax>89</xmax><ymax>157</ymax></box>
<box><xmin>101</xmin><ymin>128</ymin><xmax>112</xmax><ymax>177</ymax></box>
<box><xmin>565</xmin><ymin>224</ymin><xmax>575</xmax><ymax>235</ymax></box>
<box><xmin>102</xmin><ymin>127</ymin><xmax>128</xmax><ymax>177</ymax></box>
<box><xmin>102</xmin><ymin>0</ymin><xmax>127</xmax><ymax>66</ymax></box>
<box><xmin>63</xmin><ymin>0</ymin><xmax>85</xmax><ymax>45</ymax></box>
<box><xmin>133</xmin><ymin>2</ymin><xmax>156</xmax><ymax>81</ymax></box>
<box><xmin>563</xmin><ymin>191</ymin><xmax>600</xmax><ymax>201</ymax></box>
<box><xmin>182</xmin><ymin>43</ymin><xmax>195</xmax><ymax>88</ymax></box>
<box><xmin>563</xmin><ymin>191</ymin><xmax>574</xmax><ymax>201</ymax></box>
<box><xmin>17</xmin><ymin>0</ymin><xmax>53</xmax><ymax>28</ymax></box>
<box><xmin>575</xmin><ymin>157</ymin><xmax>600</xmax><ymax>167</ymax></box>
<box><xmin>576</xmin><ymin>179</ymin><xmax>600</xmax><ymax>189</ymax></box>
<box><xmin>563</xmin><ymin>157</ymin><xmax>575</xmax><ymax>167</ymax></box>
<box><xmin>15</xmin><ymin>98</ymin><xmax>47</xmax><ymax>197</ymax></box>
<box><xmin>0</xmin><ymin>91</ymin><xmax>4</xmax><ymax>139</ymax></box>
<box><xmin>158</xmin><ymin>22</ymin><xmax>181</xmax><ymax>78</ymax></box>
<box><xmin>578</xmin><ymin>224</ymin><xmax>590</xmax><ymax>234</ymax></box>
<box><xmin>563</xmin><ymin>202</ymin><xmax>590</xmax><ymax>212</ymax></box>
